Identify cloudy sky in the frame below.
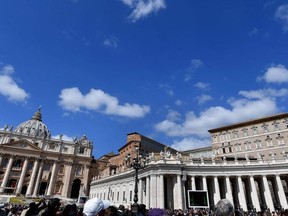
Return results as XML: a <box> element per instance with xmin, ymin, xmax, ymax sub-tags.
<box><xmin>0</xmin><ymin>0</ymin><xmax>288</xmax><ymax>158</ymax></box>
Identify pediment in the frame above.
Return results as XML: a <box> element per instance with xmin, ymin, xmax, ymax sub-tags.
<box><xmin>1</xmin><ymin>139</ymin><xmax>43</xmax><ymax>152</ymax></box>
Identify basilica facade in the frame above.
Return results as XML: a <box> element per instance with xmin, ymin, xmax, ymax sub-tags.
<box><xmin>0</xmin><ymin>109</ymin><xmax>94</xmax><ymax>200</ymax></box>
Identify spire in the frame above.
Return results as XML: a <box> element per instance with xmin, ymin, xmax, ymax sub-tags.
<box><xmin>32</xmin><ymin>106</ymin><xmax>42</xmax><ymax>121</ymax></box>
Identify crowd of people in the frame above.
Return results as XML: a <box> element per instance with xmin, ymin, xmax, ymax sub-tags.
<box><xmin>1</xmin><ymin>197</ymin><xmax>288</xmax><ymax>216</ymax></box>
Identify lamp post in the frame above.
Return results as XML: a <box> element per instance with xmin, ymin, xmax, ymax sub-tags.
<box><xmin>125</xmin><ymin>145</ymin><xmax>148</xmax><ymax>214</ymax></box>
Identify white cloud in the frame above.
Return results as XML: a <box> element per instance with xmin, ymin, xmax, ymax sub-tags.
<box><xmin>52</xmin><ymin>134</ymin><xmax>74</xmax><ymax>141</ymax></box>
<box><xmin>0</xmin><ymin>64</ymin><xmax>29</xmax><ymax>102</ymax></box>
<box><xmin>189</xmin><ymin>59</ymin><xmax>203</xmax><ymax>71</ymax></box>
<box><xmin>196</xmin><ymin>94</ymin><xmax>213</xmax><ymax>105</ymax></box>
<box><xmin>58</xmin><ymin>87</ymin><xmax>150</xmax><ymax>118</ymax></box>
<box><xmin>103</xmin><ymin>37</ymin><xmax>118</xmax><ymax>48</ymax></box>
<box><xmin>1</xmin><ymin>65</ymin><xmax>14</xmax><ymax>75</ymax></box>
<box><xmin>249</xmin><ymin>27</ymin><xmax>259</xmax><ymax>37</ymax></box>
<box><xmin>185</xmin><ymin>59</ymin><xmax>204</xmax><ymax>81</ymax></box>
<box><xmin>171</xmin><ymin>137</ymin><xmax>211</xmax><ymax>151</ymax></box>
<box><xmin>159</xmin><ymin>83</ymin><xmax>174</xmax><ymax>96</ymax></box>
<box><xmin>194</xmin><ymin>82</ymin><xmax>210</xmax><ymax>89</ymax></box>
<box><xmin>121</xmin><ymin>0</ymin><xmax>166</xmax><ymax>22</ymax></box>
<box><xmin>259</xmin><ymin>64</ymin><xmax>288</xmax><ymax>84</ymax></box>
<box><xmin>275</xmin><ymin>4</ymin><xmax>288</xmax><ymax>32</ymax></box>
<box><xmin>166</xmin><ymin>109</ymin><xmax>181</xmax><ymax>122</ymax></box>
<box><xmin>239</xmin><ymin>88</ymin><xmax>288</xmax><ymax>99</ymax></box>
<box><xmin>155</xmin><ymin>93</ymin><xmax>279</xmax><ymax>138</ymax></box>
<box><xmin>175</xmin><ymin>99</ymin><xmax>182</xmax><ymax>106</ymax></box>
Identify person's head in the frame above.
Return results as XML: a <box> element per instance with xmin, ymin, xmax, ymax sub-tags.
<box><xmin>118</xmin><ymin>205</ymin><xmax>125</xmax><ymax>212</ymax></box>
<box><xmin>48</xmin><ymin>198</ymin><xmax>61</xmax><ymax>211</ymax></box>
<box><xmin>214</xmin><ymin>199</ymin><xmax>234</xmax><ymax>216</ymax></box>
<box><xmin>29</xmin><ymin>202</ymin><xmax>37</xmax><ymax>210</ymax></box>
<box><xmin>106</xmin><ymin>206</ymin><xmax>118</xmax><ymax>216</ymax></box>
<box><xmin>139</xmin><ymin>204</ymin><xmax>146</xmax><ymax>212</ymax></box>
<box><xmin>148</xmin><ymin>208</ymin><xmax>167</xmax><ymax>216</ymax></box>
<box><xmin>83</xmin><ymin>198</ymin><xmax>111</xmax><ymax>216</ymax></box>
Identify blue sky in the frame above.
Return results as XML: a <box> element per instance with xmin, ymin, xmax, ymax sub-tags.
<box><xmin>1</xmin><ymin>0</ymin><xmax>288</xmax><ymax>158</ymax></box>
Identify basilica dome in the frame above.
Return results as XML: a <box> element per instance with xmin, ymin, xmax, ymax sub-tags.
<box><xmin>14</xmin><ymin>108</ymin><xmax>51</xmax><ymax>139</ymax></box>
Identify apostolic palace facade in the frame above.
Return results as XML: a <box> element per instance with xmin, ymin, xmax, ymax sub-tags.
<box><xmin>1</xmin><ymin>109</ymin><xmax>288</xmax><ymax>212</ymax></box>
<box><xmin>89</xmin><ymin>113</ymin><xmax>288</xmax><ymax>212</ymax></box>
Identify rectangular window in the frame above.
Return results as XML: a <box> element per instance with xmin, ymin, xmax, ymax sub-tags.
<box><xmin>123</xmin><ymin>191</ymin><xmax>125</xmax><ymax>201</ymax></box>
<box><xmin>117</xmin><ymin>192</ymin><xmax>119</xmax><ymax>201</ymax></box>
<box><xmin>225</xmin><ymin>133</ymin><xmax>230</xmax><ymax>140</ymax></box>
<box><xmin>244</xmin><ymin>143</ymin><xmax>251</xmax><ymax>150</ymax></box>
<box><xmin>220</xmin><ymin>134</ymin><xmax>225</xmax><ymax>141</ymax></box>
<box><xmin>255</xmin><ymin>141</ymin><xmax>262</xmax><ymax>149</ymax></box>
<box><xmin>243</xmin><ymin>130</ymin><xmax>248</xmax><ymax>137</ymax></box>
<box><xmin>79</xmin><ymin>147</ymin><xmax>85</xmax><ymax>154</ymax></box>
<box><xmin>274</xmin><ymin>124</ymin><xmax>279</xmax><ymax>131</ymax></box>
<box><xmin>263</xmin><ymin>126</ymin><xmax>269</xmax><ymax>133</ymax></box>
<box><xmin>130</xmin><ymin>191</ymin><xmax>132</xmax><ymax>202</ymax></box>
<box><xmin>278</xmin><ymin>138</ymin><xmax>285</xmax><ymax>145</ymax></box>
<box><xmin>253</xmin><ymin>128</ymin><xmax>258</xmax><ymax>135</ymax></box>
<box><xmin>236</xmin><ymin>144</ymin><xmax>241</xmax><ymax>151</ymax></box>
<box><xmin>233</xmin><ymin>132</ymin><xmax>238</xmax><ymax>139</ymax></box>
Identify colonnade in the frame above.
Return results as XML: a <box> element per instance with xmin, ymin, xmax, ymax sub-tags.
<box><xmin>91</xmin><ymin>171</ymin><xmax>288</xmax><ymax>212</ymax></box>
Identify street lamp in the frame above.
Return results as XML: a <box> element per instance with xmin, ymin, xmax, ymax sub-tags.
<box><xmin>125</xmin><ymin>145</ymin><xmax>148</xmax><ymax>214</ymax></box>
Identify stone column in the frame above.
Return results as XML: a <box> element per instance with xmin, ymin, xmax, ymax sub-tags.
<box><xmin>158</xmin><ymin>174</ymin><xmax>165</xmax><ymax>208</ymax></box>
<box><xmin>150</xmin><ymin>174</ymin><xmax>157</xmax><ymax>208</ymax></box>
<box><xmin>0</xmin><ymin>156</ymin><xmax>14</xmax><ymax>193</ymax></box>
<box><xmin>237</xmin><ymin>176</ymin><xmax>247</xmax><ymax>211</ymax></box>
<box><xmin>33</xmin><ymin>160</ymin><xmax>44</xmax><ymax>196</ymax></box>
<box><xmin>213</xmin><ymin>176</ymin><xmax>221</xmax><ymax>204</ymax></box>
<box><xmin>202</xmin><ymin>176</ymin><xmax>208</xmax><ymax>191</ymax></box>
<box><xmin>16</xmin><ymin>157</ymin><xmax>29</xmax><ymax>194</ymax></box>
<box><xmin>249</xmin><ymin>175</ymin><xmax>261</xmax><ymax>212</ymax></box>
<box><xmin>225</xmin><ymin>176</ymin><xmax>234</xmax><ymax>205</ymax></box>
<box><xmin>82</xmin><ymin>164</ymin><xmax>90</xmax><ymax>196</ymax></box>
<box><xmin>0</xmin><ymin>154</ymin><xmax>3</xmax><ymax>167</ymax></box>
<box><xmin>174</xmin><ymin>174</ymin><xmax>183</xmax><ymax>209</ymax></box>
<box><xmin>191</xmin><ymin>176</ymin><xmax>196</xmax><ymax>190</ymax></box>
<box><xmin>262</xmin><ymin>175</ymin><xmax>275</xmax><ymax>212</ymax></box>
<box><xmin>26</xmin><ymin>158</ymin><xmax>39</xmax><ymax>196</ymax></box>
<box><xmin>47</xmin><ymin>161</ymin><xmax>58</xmax><ymax>196</ymax></box>
<box><xmin>182</xmin><ymin>176</ymin><xmax>187</xmax><ymax>210</ymax></box>
<box><xmin>275</xmin><ymin>175</ymin><xmax>288</xmax><ymax>209</ymax></box>
<box><xmin>139</xmin><ymin>178</ymin><xmax>143</xmax><ymax>204</ymax></box>
<box><xmin>146</xmin><ymin>176</ymin><xmax>150</xmax><ymax>208</ymax></box>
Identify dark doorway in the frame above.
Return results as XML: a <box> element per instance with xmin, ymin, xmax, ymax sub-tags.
<box><xmin>39</xmin><ymin>182</ymin><xmax>48</xmax><ymax>195</ymax></box>
<box><xmin>6</xmin><ymin>179</ymin><xmax>17</xmax><ymax>193</ymax></box>
<box><xmin>70</xmin><ymin>179</ymin><xmax>81</xmax><ymax>198</ymax></box>
<box><xmin>21</xmin><ymin>185</ymin><xmax>27</xmax><ymax>195</ymax></box>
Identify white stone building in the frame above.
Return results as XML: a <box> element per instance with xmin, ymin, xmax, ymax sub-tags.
<box><xmin>89</xmin><ymin>113</ymin><xmax>288</xmax><ymax>212</ymax></box>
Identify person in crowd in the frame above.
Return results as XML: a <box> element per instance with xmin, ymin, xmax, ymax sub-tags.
<box><xmin>0</xmin><ymin>204</ymin><xmax>6</xmax><ymax>216</ymax></box>
<box><xmin>117</xmin><ymin>205</ymin><xmax>125</xmax><ymax>216</ymax></box>
<box><xmin>70</xmin><ymin>204</ymin><xmax>78</xmax><ymax>216</ymax></box>
<box><xmin>148</xmin><ymin>208</ymin><xmax>167</xmax><ymax>216</ymax></box>
<box><xmin>105</xmin><ymin>206</ymin><xmax>118</xmax><ymax>216</ymax></box>
<box><xmin>83</xmin><ymin>197</ymin><xmax>111</xmax><ymax>216</ymax></box>
<box><xmin>24</xmin><ymin>199</ymin><xmax>46</xmax><ymax>216</ymax></box>
<box><xmin>38</xmin><ymin>198</ymin><xmax>61</xmax><ymax>216</ymax></box>
<box><xmin>61</xmin><ymin>204</ymin><xmax>72</xmax><ymax>216</ymax></box>
<box><xmin>138</xmin><ymin>204</ymin><xmax>146</xmax><ymax>216</ymax></box>
<box><xmin>214</xmin><ymin>199</ymin><xmax>235</xmax><ymax>216</ymax></box>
